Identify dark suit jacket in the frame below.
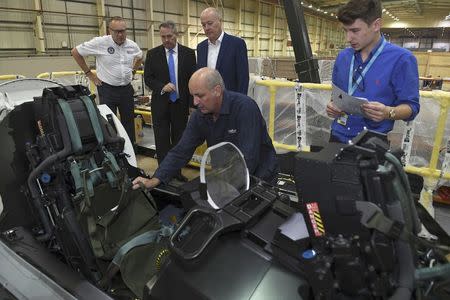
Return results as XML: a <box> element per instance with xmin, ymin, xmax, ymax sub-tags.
<box><xmin>144</xmin><ymin>44</ymin><xmax>196</xmax><ymax>110</ymax></box>
<box><xmin>197</xmin><ymin>33</ymin><xmax>249</xmax><ymax>94</ymax></box>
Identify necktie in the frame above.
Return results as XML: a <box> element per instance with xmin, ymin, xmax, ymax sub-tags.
<box><xmin>168</xmin><ymin>49</ymin><xmax>177</xmax><ymax>102</ymax></box>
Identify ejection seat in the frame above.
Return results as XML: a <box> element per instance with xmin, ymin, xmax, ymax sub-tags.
<box><xmin>24</xmin><ymin>84</ymin><xmax>170</xmax><ymax>298</ymax></box>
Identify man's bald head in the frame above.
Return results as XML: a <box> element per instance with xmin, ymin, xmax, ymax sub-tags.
<box><xmin>189</xmin><ymin>68</ymin><xmax>224</xmax><ymax>116</ymax></box>
<box><xmin>200</xmin><ymin>7</ymin><xmax>223</xmax><ymax>43</ymax></box>
<box><xmin>201</xmin><ymin>7</ymin><xmax>221</xmax><ymax>20</ymax></box>
<box><xmin>190</xmin><ymin>67</ymin><xmax>225</xmax><ymax>90</ymax></box>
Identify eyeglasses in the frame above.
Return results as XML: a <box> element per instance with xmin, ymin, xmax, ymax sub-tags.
<box><xmin>352</xmin><ymin>65</ymin><xmax>365</xmax><ymax>92</ymax></box>
<box><xmin>110</xmin><ymin>29</ymin><xmax>126</xmax><ymax>34</ymax></box>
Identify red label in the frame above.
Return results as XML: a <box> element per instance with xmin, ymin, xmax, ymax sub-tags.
<box><xmin>306</xmin><ymin>202</ymin><xmax>324</xmax><ymax>237</ymax></box>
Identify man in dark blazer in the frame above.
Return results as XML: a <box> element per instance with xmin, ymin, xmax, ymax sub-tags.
<box><xmin>144</xmin><ymin>21</ymin><xmax>196</xmax><ymax>176</ymax></box>
<box><xmin>197</xmin><ymin>7</ymin><xmax>249</xmax><ymax>95</ymax></box>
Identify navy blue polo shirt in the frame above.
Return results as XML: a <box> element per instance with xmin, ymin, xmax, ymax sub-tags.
<box><xmin>154</xmin><ymin>90</ymin><xmax>278</xmax><ymax>183</ymax></box>
<box><xmin>331</xmin><ymin>36</ymin><xmax>420</xmax><ymax>143</ymax></box>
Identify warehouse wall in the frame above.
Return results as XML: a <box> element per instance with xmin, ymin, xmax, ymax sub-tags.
<box><xmin>0</xmin><ymin>56</ymin><xmax>89</xmax><ymax>77</ymax></box>
<box><xmin>0</xmin><ymin>0</ymin><xmax>345</xmax><ymax>61</ymax></box>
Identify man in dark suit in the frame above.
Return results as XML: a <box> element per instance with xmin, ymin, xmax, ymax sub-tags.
<box><xmin>197</xmin><ymin>7</ymin><xmax>249</xmax><ymax>95</ymax></box>
<box><xmin>144</xmin><ymin>21</ymin><xmax>196</xmax><ymax>176</ymax></box>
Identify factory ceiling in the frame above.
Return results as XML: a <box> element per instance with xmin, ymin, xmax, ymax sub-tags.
<box><xmin>264</xmin><ymin>1</ymin><xmax>450</xmax><ymax>38</ymax></box>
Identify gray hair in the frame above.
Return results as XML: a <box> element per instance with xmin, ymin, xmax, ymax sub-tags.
<box><xmin>108</xmin><ymin>16</ymin><xmax>125</xmax><ymax>27</ymax></box>
<box><xmin>159</xmin><ymin>20</ymin><xmax>178</xmax><ymax>34</ymax></box>
<box><xmin>201</xmin><ymin>7</ymin><xmax>222</xmax><ymax>21</ymax></box>
<box><xmin>204</xmin><ymin>69</ymin><xmax>225</xmax><ymax>90</ymax></box>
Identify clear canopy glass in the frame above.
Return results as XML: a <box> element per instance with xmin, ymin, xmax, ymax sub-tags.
<box><xmin>200</xmin><ymin>142</ymin><xmax>250</xmax><ymax>209</ymax></box>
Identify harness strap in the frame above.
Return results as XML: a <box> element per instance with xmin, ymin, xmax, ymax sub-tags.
<box><xmin>98</xmin><ymin>225</ymin><xmax>174</xmax><ymax>288</ymax></box>
<box><xmin>356</xmin><ymin>201</ymin><xmax>412</xmax><ymax>243</ymax></box>
<box><xmin>57</xmin><ymin>99</ymin><xmax>82</xmax><ymax>153</ymax></box>
<box><xmin>138</xmin><ymin>181</ymin><xmax>158</xmax><ymax>213</ymax></box>
<box><xmin>97</xmin><ymin>173</ymin><xmax>129</xmax><ymax>230</ymax></box>
<box><xmin>70</xmin><ymin>158</ymin><xmax>83</xmax><ymax>198</ymax></box>
<box><xmin>80</xmin><ymin>95</ymin><xmax>104</xmax><ymax>146</ymax></box>
<box><xmin>102</xmin><ymin>149</ymin><xmax>121</xmax><ymax>188</ymax></box>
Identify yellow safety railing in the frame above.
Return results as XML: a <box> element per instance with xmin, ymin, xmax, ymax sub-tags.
<box><xmin>37</xmin><ymin>70</ymin><xmax>145</xmax><ymax>94</ymax></box>
<box><xmin>36</xmin><ymin>71</ymin><xmax>96</xmax><ymax>93</ymax></box>
<box><xmin>36</xmin><ymin>71</ymin><xmax>84</xmax><ymax>79</ymax></box>
<box><xmin>255</xmin><ymin>79</ymin><xmax>450</xmax><ymax>182</ymax></box>
<box><xmin>255</xmin><ymin>79</ymin><xmax>331</xmax><ymax>152</ymax></box>
<box><xmin>404</xmin><ymin>90</ymin><xmax>450</xmax><ymax>181</ymax></box>
<box><xmin>0</xmin><ymin>74</ymin><xmax>26</xmax><ymax>80</ymax></box>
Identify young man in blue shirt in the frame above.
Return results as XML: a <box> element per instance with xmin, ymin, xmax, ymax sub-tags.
<box><xmin>132</xmin><ymin>68</ymin><xmax>278</xmax><ymax>190</ymax></box>
<box><xmin>326</xmin><ymin>0</ymin><xmax>420</xmax><ymax>143</ymax></box>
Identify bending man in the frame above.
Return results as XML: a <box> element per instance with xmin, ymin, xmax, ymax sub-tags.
<box><xmin>133</xmin><ymin>68</ymin><xmax>278</xmax><ymax>190</ymax></box>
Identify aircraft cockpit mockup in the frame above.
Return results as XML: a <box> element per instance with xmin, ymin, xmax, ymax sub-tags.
<box><xmin>0</xmin><ymin>81</ymin><xmax>449</xmax><ymax>300</ymax></box>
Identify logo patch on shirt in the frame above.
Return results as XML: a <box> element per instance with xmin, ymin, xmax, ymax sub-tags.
<box><xmin>228</xmin><ymin>129</ymin><xmax>237</xmax><ymax>134</ymax></box>
<box><xmin>107</xmin><ymin>47</ymin><xmax>115</xmax><ymax>54</ymax></box>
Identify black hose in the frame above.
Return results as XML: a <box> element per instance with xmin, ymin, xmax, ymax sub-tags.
<box><xmin>385</xmin><ymin>152</ymin><xmax>421</xmax><ymax>234</ymax></box>
<box><xmin>387</xmin><ymin>202</ymin><xmax>415</xmax><ymax>300</ymax></box>
<box><xmin>415</xmin><ymin>263</ymin><xmax>450</xmax><ymax>281</ymax></box>
<box><xmin>27</xmin><ymin>106</ymin><xmax>73</xmax><ymax>241</ymax></box>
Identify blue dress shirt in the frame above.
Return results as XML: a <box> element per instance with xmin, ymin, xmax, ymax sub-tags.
<box><xmin>331</xmin><ymin>36</ymin><xmax>420</xmax><ymax>143</ymax></box>
<box><xmin>154</xmin><ymin>90</ymin><xmax>278</xmax><ymax>183</ymax></box>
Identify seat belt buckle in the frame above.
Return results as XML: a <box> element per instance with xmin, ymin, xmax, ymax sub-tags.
<box><xmin>388</xmin><ymin>220</ymin><xmax>404</xmax><ymax>239</ymax></box>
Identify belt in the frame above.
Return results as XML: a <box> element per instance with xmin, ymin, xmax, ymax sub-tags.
<box><xmin>101</xmin><ymin>82</ymin><xmax>132</xmax><ymax>88</ymax></box>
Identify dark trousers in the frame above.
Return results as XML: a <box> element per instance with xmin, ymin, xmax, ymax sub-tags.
<box><xmin>151</xmin><ymin>97</ymin><xmax>188</xmax><ymax>165</ymax></box>
<box><xmin>97</xmin><ymin>83</ymin><xmax>135</xmax><ymax>143</ymax></box>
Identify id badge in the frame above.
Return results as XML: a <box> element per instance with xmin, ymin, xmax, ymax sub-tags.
<box><xmin>337</xmin><ymin>113</ymin><xmax>348</xmax><ymax>126</ymax></box>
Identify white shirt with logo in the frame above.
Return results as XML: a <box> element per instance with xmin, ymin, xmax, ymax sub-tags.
<box><xmin>76</xmin><ymin>35</ymin><xmax>142</xmax><ymax>86</ymax></box>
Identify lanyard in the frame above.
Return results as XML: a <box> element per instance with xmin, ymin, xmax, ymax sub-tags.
<box><xmin>348</xmin><ymin>38</ymin><xmax>386</xmax><ymax>96</ymax></box>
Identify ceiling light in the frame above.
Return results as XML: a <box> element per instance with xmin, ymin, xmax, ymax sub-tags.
<box><xmin>309</xmin><ymin>4</ymin><xmax>312</xmax><ymax>8</ymax></box>
<box><xmin>382</xmin><ymin>9</ymin><xmax>386</xmax><ymax>12</ymax></box>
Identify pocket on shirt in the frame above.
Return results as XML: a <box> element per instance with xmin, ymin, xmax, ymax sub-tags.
<box><xmin>224</xmin><ymin>132</ymin><xmax>238</xmax><ymax>145</ymax></box>
<box><xmin>122</xmin><ymin>55</ymin><xmax>133</xmax><ymax>66</ymax></box>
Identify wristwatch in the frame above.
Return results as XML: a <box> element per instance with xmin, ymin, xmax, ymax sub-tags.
<box><xmin>388</xmin><ymin>108</ymin><xmax>396</xmax><ymax>120</ymax></box>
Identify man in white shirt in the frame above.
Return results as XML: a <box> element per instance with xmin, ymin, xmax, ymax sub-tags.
<box><xmin>71</xmin><ymin>16</ymin><xmax>142</xmax><ymax>144</ymax></box>
<box><xmin>196</xmin><ymin>7</ymin><xmax>249</xmax><ymax>95</ymax></box>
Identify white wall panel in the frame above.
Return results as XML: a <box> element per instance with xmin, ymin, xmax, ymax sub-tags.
<box><xmin>0</xmin><ymin>0</ymin><xmax>33</xmax><ymax>9</ymax></box>
<box><xmin>1</xmin><ymin>26</ymin><xmax>34</xmax><ymax>49</ymax></box>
